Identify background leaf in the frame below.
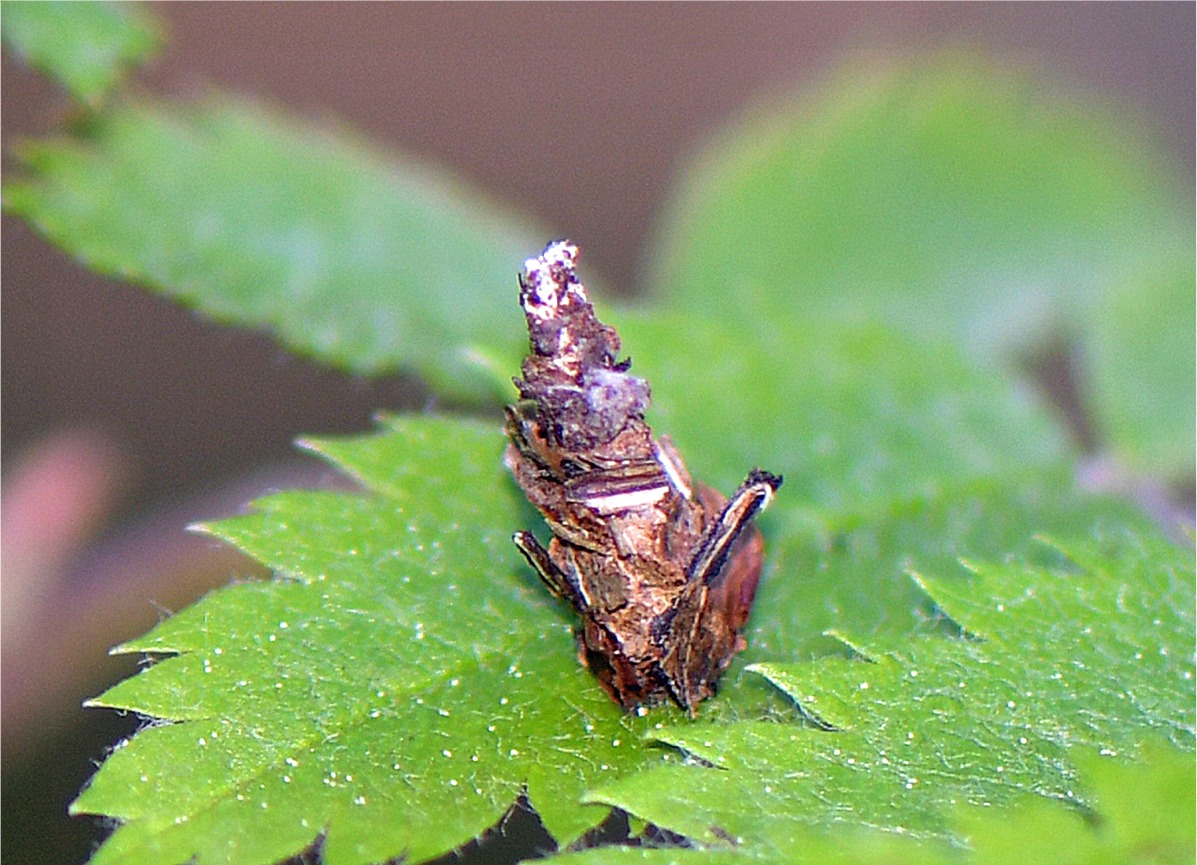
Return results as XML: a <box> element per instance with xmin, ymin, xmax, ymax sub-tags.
<box><xmin>3</xmin><ymin>99</ymin><xmax>546</xmax><ymax>402</ymax></box>
<box><xmin>647</xmin><ymin>53</ymin><xmax>1194</xmax><ymax>478</ymax></box>
<box><xmin>0</xmin><ymin>0</ymin><xmax>161</xmax><ymax>107</ymax></box>
<box><xmin>1083</xmin><ymin>255</ymin><xmax>1197</xmax><ymax>477</ymax></box>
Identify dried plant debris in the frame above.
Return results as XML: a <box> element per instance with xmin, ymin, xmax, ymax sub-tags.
<box><xmin>505</xmin><ymin>240</ymin><xmax>782</xmax><ymax>714</ymax></box>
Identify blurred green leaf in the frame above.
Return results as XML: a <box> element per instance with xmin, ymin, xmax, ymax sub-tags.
<box><xmin>649</xmin><ymin>53</ymin><xmax>1194</xmax><ymax>478</ymax></box>
<box><xmin>958</xmin><ymin>744</ymin><xmax>1196</xmax><ymax>865</ymax></box>
<box><xmin>1</xmin><ymin>0</ymin><xmax>161</xmax><ymax>107</ymax></box>
<box><xmin>3</xmin><ymin>99</ymin><xmax>545</xmax><ymax>402</ymax></box>
<box><xmin>1083</xmin><ymin>255</ymin><xmax>1197</xmax><ymax>477</ymax></box>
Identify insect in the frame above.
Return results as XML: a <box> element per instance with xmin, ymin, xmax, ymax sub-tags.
<box><xmin>505</xmin><ymin>240</ymin><xmax>782</xmax><ymax>714</ymax></box>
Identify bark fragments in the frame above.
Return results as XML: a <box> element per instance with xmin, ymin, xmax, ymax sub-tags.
<box><xmin>505</xmin><ymin>240</ymin><xmax>782</xmax><ymax>714</ymax></box>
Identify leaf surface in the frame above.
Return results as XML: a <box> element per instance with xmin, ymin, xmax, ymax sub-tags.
<box><xmin>73</xmin><ymin>417</ymin><xmax>678</xmax><ymax>864</ymax></box>
<box><xmin>550</xmin><ymin>743</ymin><xmax>1195</xmax><ymax>864</ymax></box>
<box><xmin>70</xmin><ymin>304</ymin><xmax>1183</xmax><ymax>864</ymax></box>
<box><xmin>618</xmin><ymin>313</ymin><xmax>1068</xmax><ymax>510</ymax></box>
<box><xmin>0</xmin><ymin>0</ymin><xmax>160</xmax><ymax>106</ymax></box>
<box><xmin>34</xmin><ymin>45</ymin><xmax>1192</xmax><ymax>865</ymax></box>
<box><xmin>614</xmin><ymin>311</ymin><xmax>1098</xmax><ymax>666</ymax></box>
<box><xmin>585</xmin><ymin>528</ymin><xmax>1195</xmax><ymax>851</ymax></box>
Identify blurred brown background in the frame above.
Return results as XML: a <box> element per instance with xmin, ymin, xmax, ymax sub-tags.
<box><xmin>2</xmin><ymin>4</ymin><xmax>1193</xmax><ymax>863</ymax></box>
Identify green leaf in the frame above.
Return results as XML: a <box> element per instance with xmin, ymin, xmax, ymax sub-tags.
<box><xmin>957</xmin><ymin>744</ymin><xmax>1196</xmax><ymax>865</ymax></box>
<box><xmin>1</xmin><ymin>0</ymin><xmax>161</xmax><ymax>107</ymax></box>
<box><xmin>550</xmin><ymin>744</ymin><xmax>1196</xmax><ymax>864</ymax></box>
<box><xmin>619</xmin><ymin>313</ymin><xmax>1069</xmax><ymax>510</ymax></box>
<box><xmin>649</xmin><ymin>52</ymin><xmax>1194</xmax><ymax>478</ymax></box>
<box><xmin>743</xmin><ymin>477</ymin><xmax>1148</xmax><ymax>668</ymax></box>
<box><xmin>21</xmin><ymin>24</ymin><xmax>1183</xmax><ymax>860</ymax></box>
<box><xmin>72</xmin><ymin>417</ymin><xmax>678</xmax><ymax>865</ymax></box>
<box><xmin>77</xmin><ymin>302</ymin><xmax>1197</xmax><ymax>861</ymax></box>
<box><xmin>1083</xmin><ymin>255</ymin><xmax>1197</xmax><ymax>477</ymax></box>
<box><xmin>614</xmin><ymin>311</ymin><xmax>1094</xmax><ymax>660</ymax></box>
<box><xmin>3</xmin><ymin>99</ymin><xmax>545</xmax><ymax>401</ymax></box>
<box><xmin>586</xmin><ymin>527</ymin><xmax>1195</xmax><ymax>850</ymax></box>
